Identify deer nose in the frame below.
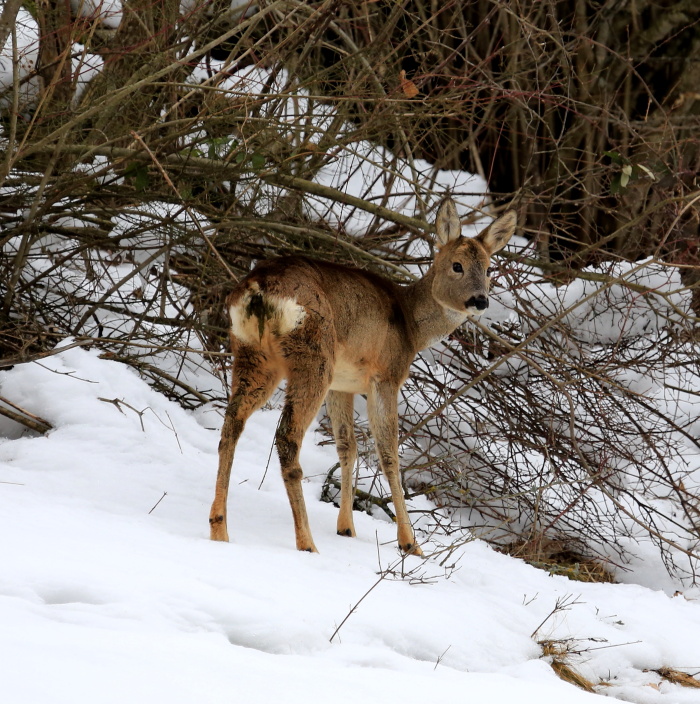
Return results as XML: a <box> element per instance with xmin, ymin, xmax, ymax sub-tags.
<box><xmin>466</xmin><ymin>295</ymin><xmax>489</xmax><ymax>311</ymax></box>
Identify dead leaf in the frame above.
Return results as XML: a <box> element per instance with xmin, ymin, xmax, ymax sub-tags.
<box><xmin>399</xmin><ymin>70</ymin><xmax>419</xmax><ymax>98</ymax></box>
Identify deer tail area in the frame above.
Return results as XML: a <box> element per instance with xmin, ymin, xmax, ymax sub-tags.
<box><xmin>228</xmin><ymin>282</ymin><xmax>307</xmax><ymax>349</ymax></box>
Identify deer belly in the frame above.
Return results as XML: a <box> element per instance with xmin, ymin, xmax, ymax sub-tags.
<box><xmin>329</xmin><ymin>357</ymin><xmax>370</xmax><ymax>394</ymax></box>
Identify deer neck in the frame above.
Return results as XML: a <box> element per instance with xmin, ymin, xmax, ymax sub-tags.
<box><xmin>403</xmin><ymin>268</ymin><xmax>468</xmax><ymax>351</ymax></box>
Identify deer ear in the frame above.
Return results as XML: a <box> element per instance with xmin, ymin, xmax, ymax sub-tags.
<box><xmin>477</xmin><ymin>210</ymin><xmax>517</xmax><ymax>254</ymax></box>
<box><xmin>434</xmin><ymin>197</ymin><xmax>461</xmax><ymax>247</ymax></box>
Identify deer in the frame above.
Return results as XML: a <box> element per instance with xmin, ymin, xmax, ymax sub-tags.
<box><xmin>209</xmin><ymin>197</ymin><xmax>517</xmax><ymax>556</ymax></box>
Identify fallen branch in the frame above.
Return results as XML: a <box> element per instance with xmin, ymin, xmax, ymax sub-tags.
<box><xmin>0</xmin><ymin>396</ymin><xmax>52</xmax><ymax>434</ymax></box>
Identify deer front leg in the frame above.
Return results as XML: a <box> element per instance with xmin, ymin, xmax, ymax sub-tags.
<box><xmin>367</xmin><ymin>381</ymin><xmax>423</xmax><ymax>556</ymax></box>
<box><xmin>327</xmin><ymin>391</ymin><xmax>357</xmax><ymax>538</ymax></box>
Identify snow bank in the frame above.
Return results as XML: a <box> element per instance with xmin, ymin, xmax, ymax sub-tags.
<box><xmin>516</xmin><ymin>259</ymin><xmax>688</xmax><ymax>345</ymax></box>
<box><xmin>1</xmin><ymin>345</ymin><xmax>700</xmax><ymax>703</ymax></box>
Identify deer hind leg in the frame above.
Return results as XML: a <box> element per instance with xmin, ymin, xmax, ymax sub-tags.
<box><xmin>367</xmin><ymin>381</ymin><xmax>423</xmax><ymax>556</ymax></box>
<box><xmin>210</xmin><ymin>346</ymin><xmax>281</xmax><ymax>542</ymax></box>
<box><xmin>327</xmin><ymin>391</ymin><xmax>357</xmax><ymax>538</ymax></box>
<box><xmin>276</xmin><ymin>349</ymin><xmax>333</xmax><ymax>553</ymax></box>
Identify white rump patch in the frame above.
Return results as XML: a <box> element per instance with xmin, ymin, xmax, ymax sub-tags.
<box><xmin>229</xmin><ymin>289</ymin><xmax>306</xmax><ymax>345</ymax></box>
<box><xmin>274</xmin><ymin>296</ymin><xmax>307</xmax><ymax>335</ymax></box>
<box><xmin>229</xmin><ymin>302</ymin><xmax>252</xmax><ymax>343</ymax></box>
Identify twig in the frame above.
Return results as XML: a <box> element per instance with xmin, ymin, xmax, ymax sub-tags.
<box><xmin>322</xmin><ymin>465</ymin><xmax>396</xmax><ymax>520</ymax></box>
<box><xmin>148</xmin><ymin>491</ymin><xmax>168</xmax><ymax>514</ymax></box>
<box><xmin>258</xmin><ymin>414</ymin><xmax>282</xmax><ymax>490</ymax></box>
<box><xmin>98</xmin><ymin>397</ymin><xmax>146</xmax><ymax>431</ymax></box>
<box><xmin>531</xmin><ymin>594</ymin><xmax>583</xmax><ymax>640</ymax></box>
<box><xmin>0</xmin><ymin>396</ymin><xmax>53</xmax><ymax>434</ymax></box>
<box><xmin>434</xmin><ymin>645</ymin><xmax>452</xmax><ymax>670</ymax></box>
<box><xmin>329</xmin><ymin>571</ymin><xmax>387</xmax><ymax>643</ymax></box>
<box><xmin>0</xmin><ymin>339</ymin><xmax>95</xmax><ymax>369</ymax></box>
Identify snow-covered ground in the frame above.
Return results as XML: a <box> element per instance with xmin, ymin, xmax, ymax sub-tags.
<box><xmin>2</xmin><ymin>343</ymin><xmax>699</xmax><ymax>703</ymax></box>
<box><xmin>3</xmin><ymin>3</ymin><xmax>698</xmax><ymax>700</ymax></box>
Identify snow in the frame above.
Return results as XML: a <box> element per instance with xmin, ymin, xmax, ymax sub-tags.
<box><xmin>2</xmin><ymin>344</ymin><xmax>700</xmax><ymax>703</ymax></box>
<box><xmin>69</xmin><ymin>0</ymin><xmax>123</xmax><ymax>29</ymax></box>
<box><xmin>0</xmin><ymin>7</ymin><xmax>40</xmax><ymax>111</ymax></box>
<box><xmin>0</xmin><ymin>7</ymin><xmax>105</xmax><ymax>113</ymax></box>
<box><xmin>515</xmin><ymin>258</ymin><xmax>688</xmax><ymax>344</ymax></box>
<box><xmin>0</xmin><ymin>8</ymin><xmax>38</xmax><ymax>86</ymax></box>
<box><xmin>71</xmin><ymin>46</ymin><xmax>104</xmax><ymax>105</ymax></box>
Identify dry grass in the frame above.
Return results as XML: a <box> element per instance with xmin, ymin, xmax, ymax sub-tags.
<box><xmin>501</xmin><ymin>540</ymin><xmax>616</xmax><ymax>584</ymax></box>
<box><xmin>541</xmin><ymin>644</ymin><xmax>700</xmax><ymax>694</ymax></box>
<box><xmin>540</xmin><ymin>641</ymin><xmax>597</xmax><ymax>693</ymax></box>
<box><xmin>550</xmin><ymin>659</ymin><xmax>597</xmax><ymax>693</ymax></box>
<box><xmin>655</xmin><ymin>667</ymin><xmax>700</xmax><ymax>689</ymax></box>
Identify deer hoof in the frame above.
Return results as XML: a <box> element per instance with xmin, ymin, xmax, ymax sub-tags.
<box><xmin>402</xmin><ymin>542</ymin><xmax>424</xmax><ymax>557</ymax></box>
<box><xmin>209</xmin><ymin>515</ymin><xmax>229</xmax><ymax>542</ymax></box>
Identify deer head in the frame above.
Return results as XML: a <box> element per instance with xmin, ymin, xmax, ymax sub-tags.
<box><xmin>431</xmin><ymin>197</ymin><xmax>516</xmax><ymax>316</ymax></box>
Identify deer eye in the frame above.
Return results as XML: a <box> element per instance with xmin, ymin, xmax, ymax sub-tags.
<box><xmin>486</xmin><ymin>266</ymin><xmax>496</xmax><ymax>277</ymax></box>
<box><xmin>452</xmin><ymin>262</ymin><xmax>463</xmax><ymax>273</ymax></box>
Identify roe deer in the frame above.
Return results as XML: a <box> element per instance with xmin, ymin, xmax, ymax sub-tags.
<box><xmin>210</xmin><ymin>198</ymin><xmax>517</xmax><ymax>555</ymax></box>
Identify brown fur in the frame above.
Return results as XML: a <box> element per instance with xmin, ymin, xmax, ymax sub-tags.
<box><xmin>210</xmin><ymin>198</ymin><xmax>517</xmax><ymax>554</ymax></box>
